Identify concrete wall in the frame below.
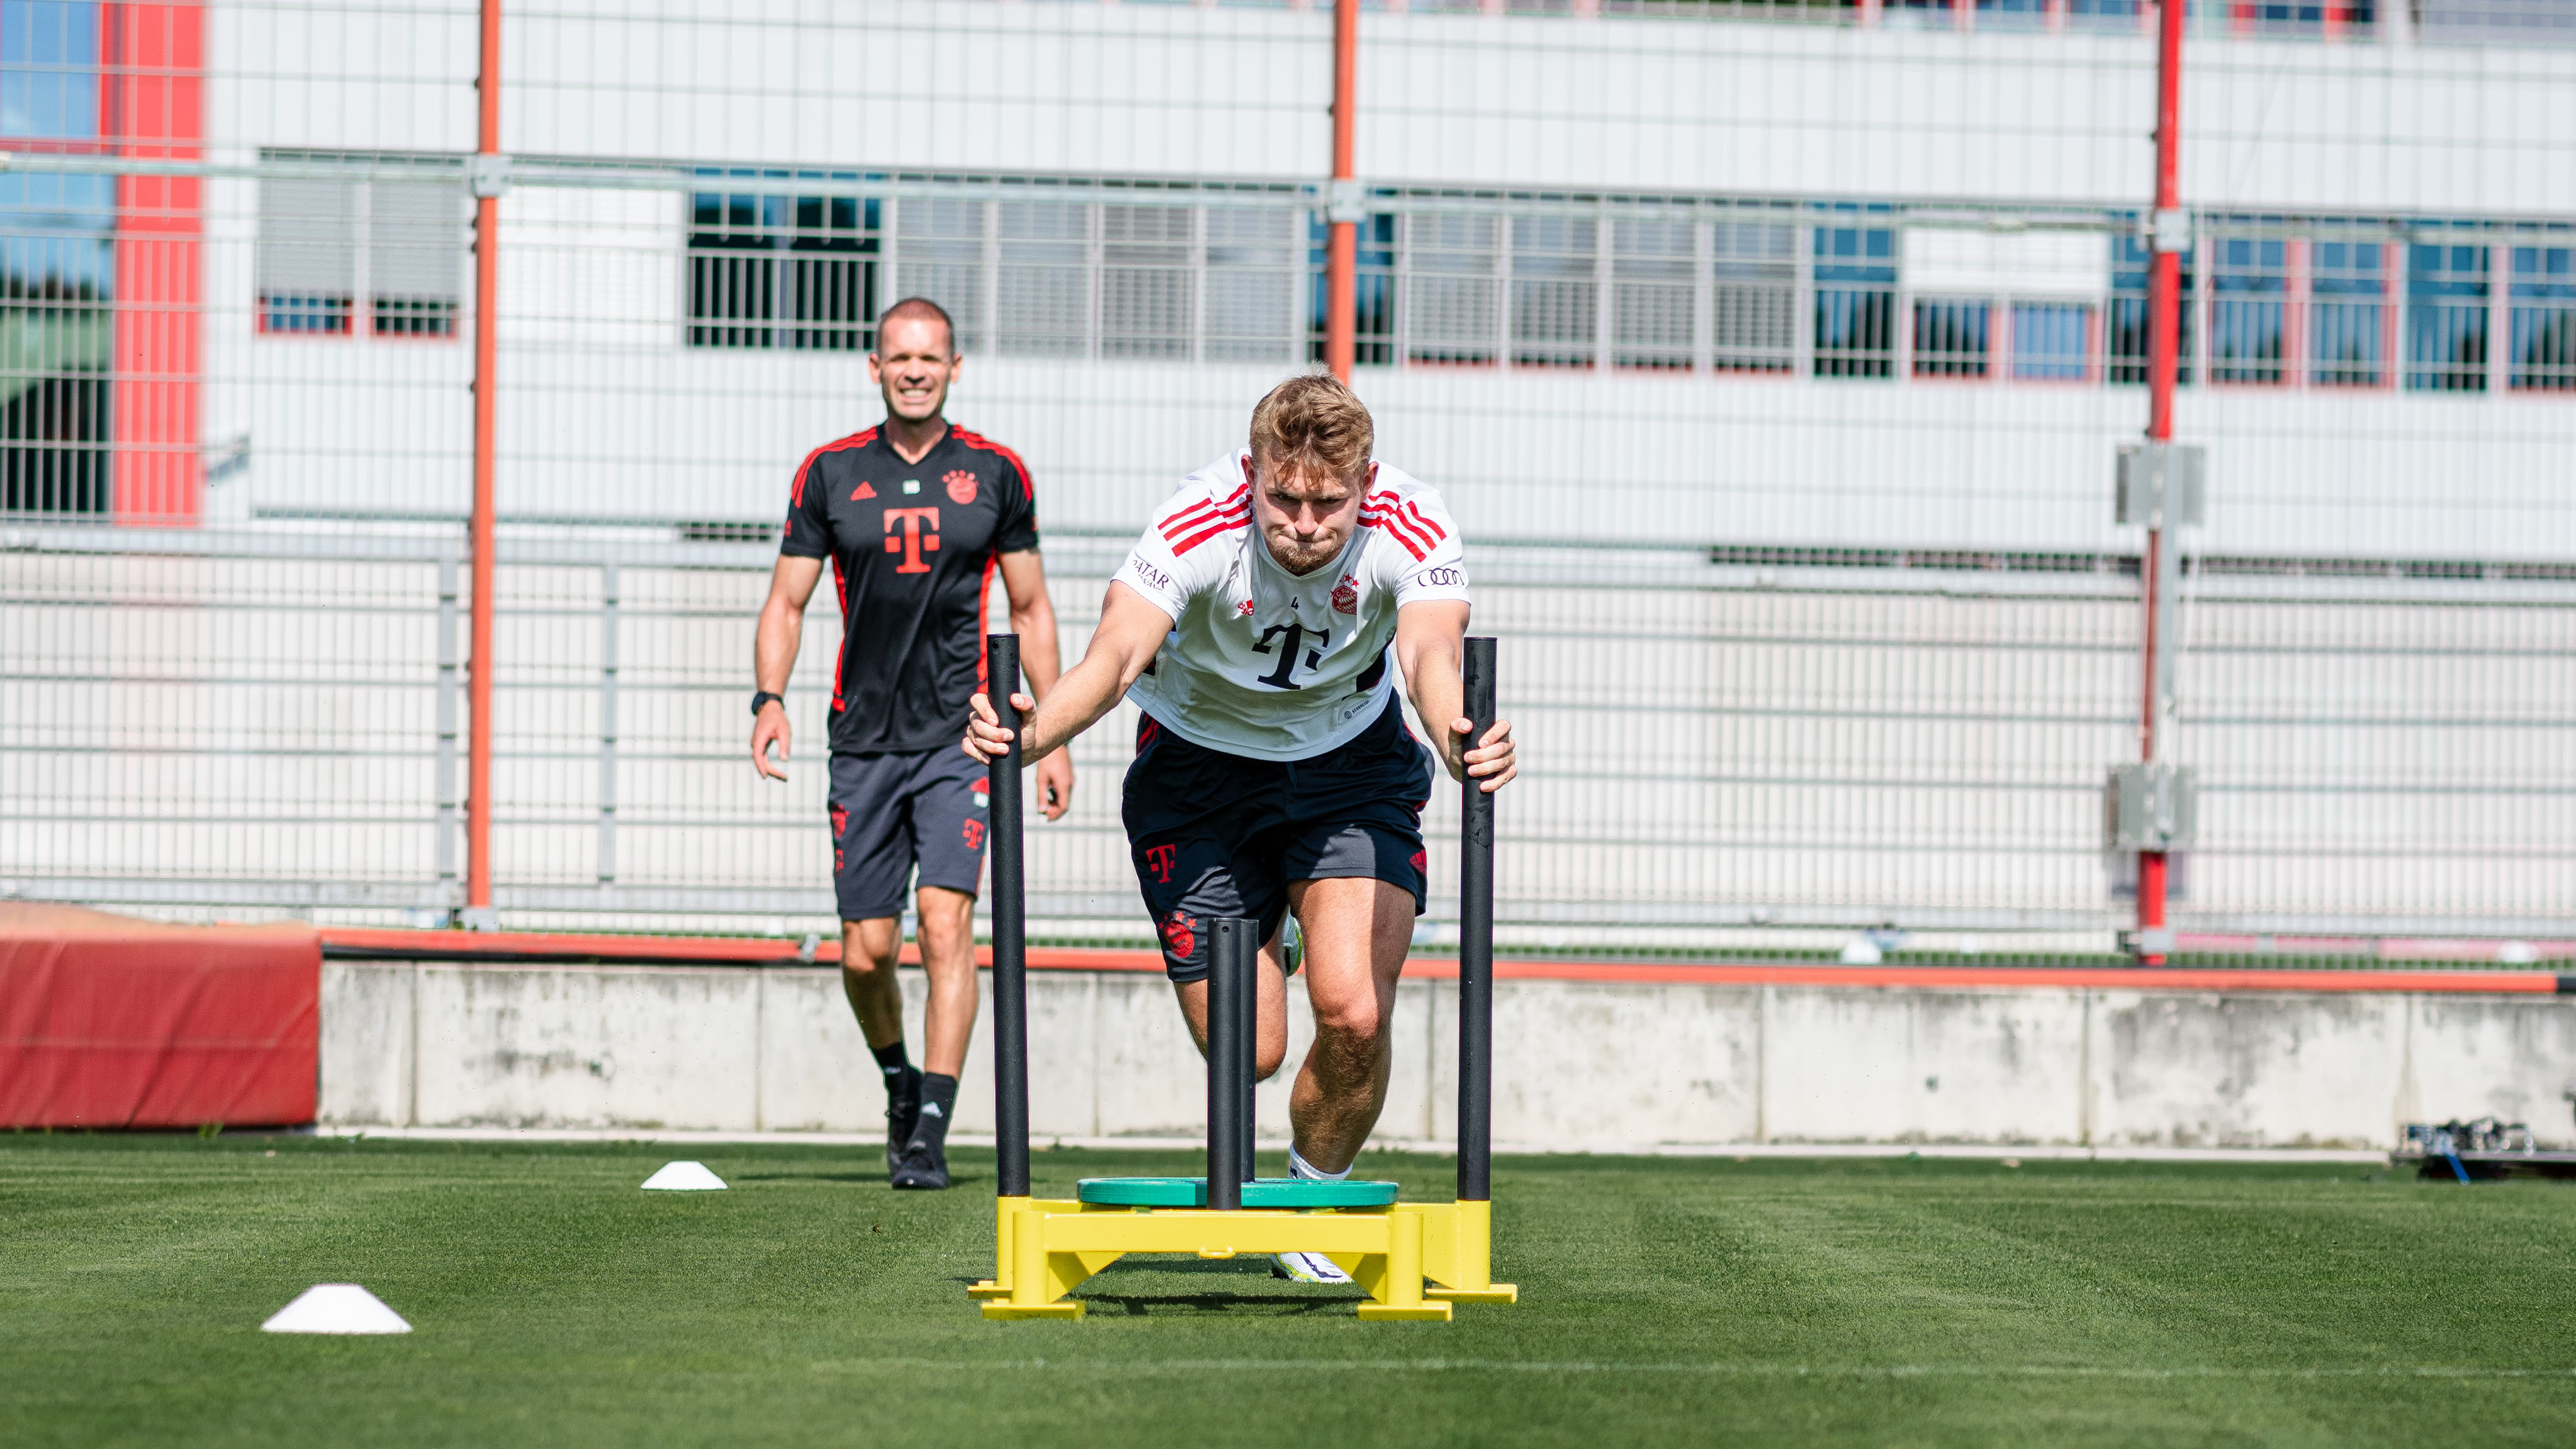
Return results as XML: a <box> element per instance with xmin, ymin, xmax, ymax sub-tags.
<box><xmin>318</xmin><ymin>961</ymin><xmax>2576</xmax><ymax>1151</ymax></box>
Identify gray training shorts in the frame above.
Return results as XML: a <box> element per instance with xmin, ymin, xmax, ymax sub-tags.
<box><xmin>828</xmin><ymin>747</ymin><xmax>989</xmax><ymax>922</ymax></box>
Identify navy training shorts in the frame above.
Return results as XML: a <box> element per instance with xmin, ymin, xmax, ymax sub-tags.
<box><xmin>828</xmin><ymin>746</ymin><xmax>989</xmax><ymax>922</ymax></box>
<box><xmin>1122</xmin><ymin>694</ymin><xmax>1434</xmax><ymax>983</ymax></box>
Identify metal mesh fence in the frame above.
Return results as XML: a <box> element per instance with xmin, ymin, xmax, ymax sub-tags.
<box><xmin>1</xmin><ymin>0</ymin><xmax>2573</xmax><ymax>960</ymax></box>
<box><xmin>8</xmin><ymin>527</ymin><xmax>2572</xmax><ymax>953</ymax></box>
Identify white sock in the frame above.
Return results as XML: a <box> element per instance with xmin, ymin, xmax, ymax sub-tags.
<box><xmin>1287</xmin><ymin>1147</ymin><xmax>1351</xmax><ymax>1182</ymax></box>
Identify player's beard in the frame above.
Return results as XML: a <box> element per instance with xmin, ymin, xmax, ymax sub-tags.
<box><xmin>1264</xmin><ymin>527</ymin><xmax>1344</xmax><ymax>577</ymax></box>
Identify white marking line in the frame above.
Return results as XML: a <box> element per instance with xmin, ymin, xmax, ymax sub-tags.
<box><xmin>308</xmin><ymin>1127</ymin><xmax>2390</xmax><ymax>1164</ymax></box>
<box><xmin>811</xmin><ymin>1360</ymin><xmax>2576</xmax><ymax>1380</ymax></box>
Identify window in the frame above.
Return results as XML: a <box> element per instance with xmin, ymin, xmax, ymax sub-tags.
<box><xmin>2011</xmin><ymin>303</ymin><xmax>2091</xmax><ymax>381</ymax></box>
<box><xmin>2507</xmin><ymin>245</ymin><xmax>2575</xmax><ymax>392</ymax></box>
<box><xmin>993</xmin><ymin>201</ymin><xmax>1086</xmax><ymax>358</ymax></box>
<box><xmin>2405</xmin><ymin>240</ymin><xmax>2488</xmax><ymax>392</ymax></box>
<box><xmin>1205</xmin><ymin>206</ymin><xmax>1299</xmax><ymax>364</ymax></box>
<box><xmin>2109</xmin><ymin>231</ymin><xmax>2195</xmax><ymax>386</ymax></box>
<box><xmin>1711</xmin><ymin>217</ymin><xmax>1796</xmax><ymax>373</ymax></box>
<box><xmin>687</xmin><ymin>176</ymin><xmax>874</xmax><ymax>351</ymax></box>
<box><xmin>1812</xmin><ymin>215</ymin><xmax>1895</xmax><ymax>378</ymax></box>
<box><xmin>1308</xmin><ymin>210</ymin><xmax>1395</xmax><ymax>368</ymax></box>
<box><xmin>1100</xmin><ymin>205</ymin><xmax>1193</xmax><ymax>361</ymax></box>
<box><xmin>0</xmin><ymin>172</ymin><xmax>110</xmax><ymax>513</ymax></box>
<box><xmin>895</xmin><ymin>198</ymin><xmax>984</xmax><ymax>354</ymax></box>
<box><xmin>2208</xmin><ymin>234</ymin><xmax>2287</xmax><ymax>385</ymax></box>
<box><xmin>257</xmin><ymin>167</ymin><xmax>464</xmax><ymax>339</ymax></box>
<box><xmin>1975</xmin><ymin>0</ymin><xmax>2053</xmax><ymax>29</ymax></box>
<box><xmin>1</xmin><ymin>2</ymin><xmax>106</xmax><ymax>514</ymax></box>
<box><xmin>1612</xmin><ymin>214</ymin><xmax>1694</xmax><ymax>371</ymax></box>
<box><xmin>2066</xmin><ymin>0</ymin><xmax>2144</xmax><ymax>30</ymax></box>
<box><xmin>1510</xmin><ymin>215</ymin><xmax>1595</xmax><ymax>368</ymax></box>
<box><xmin>1404</xmin><ymin>213</ymin><xmax>1497</xmax><ymax>366</ymax></box>
<box><xmin>2309</xmin><ymin>240</ymin><xmax>2386</xmax><ymax>387</ymax></box>
<box><xmin>1912</xmin><ymin>298</ymin><xmax>1989</xmax><ymax>378</ymax></box>
<box><xmin>3</xmin><ymin>1</ymin><xmax>96</xmax><ymax>142</ymax></box>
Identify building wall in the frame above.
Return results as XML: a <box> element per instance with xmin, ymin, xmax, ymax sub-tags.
<box><xmin>219</xmin><ymin>0</ymin><xmax>2576</xmax><ymax>219</ymax></box>
<box><xmin>196</xmin><ymin>1</ymin><xmax>2576</xmax><ymax>555</ymax></box>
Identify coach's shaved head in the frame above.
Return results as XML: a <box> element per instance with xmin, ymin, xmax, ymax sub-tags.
<box><xmin>875</xmin><ymin>296</ymin><xmax>958</xmax><ymax>358</ymax></box>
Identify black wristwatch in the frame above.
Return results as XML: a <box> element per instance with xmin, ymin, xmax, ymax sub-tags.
<box><xmin>750</xmin><ymin>690</ymin><xmax>784</xmax><ymax>716</ymax></box>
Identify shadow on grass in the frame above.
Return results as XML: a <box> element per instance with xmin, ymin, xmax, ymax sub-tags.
<box><xmin>1081</xmin><ymin>1292</ymin><xmax>1351</xmax><ymax>1319</ymax></box>
<box><xmin>727</xmin><ymin>1170</ymin><xmax>989</xmax><ymax>1187</ymax></box>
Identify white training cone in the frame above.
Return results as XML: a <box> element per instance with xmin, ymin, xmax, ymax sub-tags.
<box><xmin>640</xmin><ymin>1160</ymin><xmax>727</xmax><ymax>1191</ymax></box>
<box><xmin>261</xmin><ymin>1284</ymin><xmax>412</xmax><ymax>1335</ymax></box>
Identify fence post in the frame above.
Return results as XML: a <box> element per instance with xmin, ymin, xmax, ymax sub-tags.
<box><xmin>1325</xmin><ymin>0</ymin><xmax>1359</xmax><ymax>382</ymax></box>
<box><xmin>436</xmin><ymin>548</ymin><xmax>460</xmax><ymax>922</ymax></box>
<box><xmin>2135</xmin><ymin>0</ymin><xmax>2188</xmax><ymax>964</ymax></box>
<box><xmin>599</xmin><ymin>562</ymin><xmax>617</xmax><ymax>888</ymax></box>
<box><xmin>463</xmin><ymin>0</ymin><xmax>503</xmax><ymax>930</ymax></box>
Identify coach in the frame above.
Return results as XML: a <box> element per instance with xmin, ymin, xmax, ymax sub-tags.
<box><xmin>750</xmin><ymin>298</ymin><xmax>1070</xmax><ymax>1190</ymax></box>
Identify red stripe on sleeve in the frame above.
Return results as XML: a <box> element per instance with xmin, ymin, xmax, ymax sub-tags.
<box><xmin>790</xmin><ymin>427</ymin><xmax>877</xmax><ymax>508</ymax></box>
<box><xmin>1169</xmin><ymin>517</ymin><xmax>1252</xmax><ymax>556</ymax></box>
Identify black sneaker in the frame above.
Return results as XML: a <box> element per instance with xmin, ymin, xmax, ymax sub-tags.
<box><xmin>889</xmin><ymin>1139</ymin><xmax>949</xmax><ymax>1191</ymax></box>
<box><xmin>884</xmin><ymin>1066</ymin><xmax>921</xmax><ymax>1176</ymax></box>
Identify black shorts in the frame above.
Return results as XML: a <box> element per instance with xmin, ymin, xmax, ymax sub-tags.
<box><xmin>1122</xmin><ymin>694</ymin><xmax>1434</xmax><ymax>983</ymax></box>
<box><xmin>828</xmin><ymin>747</ymin><xmax>989</xmax><ymax>922</ymax></box>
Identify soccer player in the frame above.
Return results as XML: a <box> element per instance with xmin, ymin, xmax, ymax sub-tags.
<box><xmin>964</xmin><ymin>374</ymin><xmax>1516</xmax><ymax>1282</ymax></box>
<box><xmin>752</xmin><ymin>297</ymin><xmax>1071</xmax><ymax>1191</ymax></box>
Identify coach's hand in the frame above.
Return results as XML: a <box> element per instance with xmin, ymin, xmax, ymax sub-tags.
<box><xmin>963</xmin><ymin>690</ymin><xmax>1037</xmax><ymax>767</ymax></box>
<box><xmin>1451</xmin><ymin>716</ymin><xmax>1517</xmax><ymax>792</ymax></box>
<box><xmin>751</xmin><ymin>701</ymin><xmax>792</xmax><ymax>782</ymax></box>
<box><xmin>1034</xmin><ymin>750</ymin><xmax>1074</xmax><ymax>821</ymax></box>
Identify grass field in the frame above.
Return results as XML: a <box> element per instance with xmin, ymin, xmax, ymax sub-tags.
<box><xmin>8</xmin><ymin>1136</ymin><xmax>2576</xmax><ymax>1446</ymax></box>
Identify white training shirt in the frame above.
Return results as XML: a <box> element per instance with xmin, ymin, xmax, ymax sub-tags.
<box><xmin>1112</xmin><ymin>452</ymin><xmax>1471</xmax><ymax>762</ymax></box>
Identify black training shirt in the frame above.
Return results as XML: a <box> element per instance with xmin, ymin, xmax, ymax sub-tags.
<box><xmin>780</xmin><ymin>424</ymin><xmax>1039</xmax><ymax>754</ymax></box>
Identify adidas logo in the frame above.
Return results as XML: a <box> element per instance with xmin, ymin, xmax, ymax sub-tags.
<box><xmin>919</xmin><ymin>1102</ymin><xmax>943</xmax><ymax>1119</ymax></box>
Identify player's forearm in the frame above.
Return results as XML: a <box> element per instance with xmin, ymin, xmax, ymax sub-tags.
<box><xmin>754</xmin><ymin>599</ymin><xmax>802</xmax><ymax>695</ymax></box>
<box><xmin>1402</xmin><ymin>634</ymin><xmax>1469</xmax><ymax>772</ymax></box>
<box><xmin>1016</xmin><ymin>648</ymin><xmax>1130</xmax><ymax>762</ymax></box>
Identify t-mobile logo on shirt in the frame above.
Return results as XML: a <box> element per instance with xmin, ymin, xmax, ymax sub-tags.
<box><xmin>1251</xmin><ymin>622</ymin><xmax>1329</xmax><ymax>689</ymax></box>
<box><xmin>882</xmin><ymin>507</ymin><xmax>941</xmax><ymax>573</ymax></box>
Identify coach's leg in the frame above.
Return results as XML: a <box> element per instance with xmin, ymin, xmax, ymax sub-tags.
<box><xmin>915</xmin><ymin>885</ymin><xmax>979</xmax><ymax>1077</ymax></box>
<box><xmin>1283</xmin><ymin>877</ymin><xmax>1413</xmax><ymax>1174</ymax></box>
<box><xmin>840</xmin><ymin>916</ymin><xmax>906</xmax><ymax>1047</ymax></box>
<box><xmin>1173</xmin><ymin>933</ymin><xmax>1291</xmax><ymax>1083</ymax></box>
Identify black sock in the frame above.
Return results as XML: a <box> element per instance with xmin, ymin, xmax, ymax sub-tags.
<box><xmin>872</xmin><ymin>1039</ymin><xmax>912</xmax><ymax>1078</ymax></box>
<box><xmin>874</xmin><ymin>1041</ymin><xmax>916</xmax><ymax>1109</ymax></box>
<box><xmin>910</xmin><ymin>1073</ymin><xmax>959</xmax><ymax>1152</ymax></box>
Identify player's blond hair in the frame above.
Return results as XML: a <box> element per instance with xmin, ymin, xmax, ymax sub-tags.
<box><xmin>1249</xmin><ymin>375</ymin><xmax>1373</xmax><ymax>484</ymax></box>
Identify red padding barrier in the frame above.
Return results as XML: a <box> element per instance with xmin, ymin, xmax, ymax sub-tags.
<box><xmin>1</xmin><ymin>904</ymin><xmax>320</xmax><ymax>1129</ymax></box>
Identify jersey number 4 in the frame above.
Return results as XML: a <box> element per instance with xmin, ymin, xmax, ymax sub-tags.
<box><xmin>1251</xmin><ymin>622</ymin><xmax>1329</xmax><ymax>689</ymax></box>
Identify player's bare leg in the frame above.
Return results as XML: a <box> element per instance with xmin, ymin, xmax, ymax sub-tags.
<box><xmin>1283</xmin><ymin>877</ymin><xmax>1413</xmax><ymax>1174</ymax></box>
<box><xmin>841</xmin><ymin>887</ymin><xmax>978</xmax><ymax>1073</ymax></box>
<box><xmin>912</xmin><ymin>885</ymin><xmax>979</xmax><ymax>1077</ymax></box>
<box><xmin>1172</xmin><ymin>933</ymin><xmax>1292</xmax><ymax>1084</ymax></box>
<box><xmin>840</xmin><ymin>915</ymin><xmax>904</xmax><ymax>1049</ymax></box>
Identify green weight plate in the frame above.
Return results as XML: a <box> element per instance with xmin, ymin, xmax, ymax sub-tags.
<box><xmin>1074</xmin><ymin>1176</ymin><xmax>1400</xmax><ymax>1209</ymax></box>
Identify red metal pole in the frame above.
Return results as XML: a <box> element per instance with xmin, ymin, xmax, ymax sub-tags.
<box><xmin>466</xmin><ymin>0</ymin><xmax>501</xmax><ymax>918</ymax></box>
<box><xmin>1326</xmin><ymin>0</ymin><xmax>1357</xmax><ymax>383</ymax></box>
<box><xmin>2137</xmin><ymin>0</ymin><xmax>2185</xmax><ymax>964</ymax></box>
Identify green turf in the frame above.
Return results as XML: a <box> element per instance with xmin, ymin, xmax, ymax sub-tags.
<box><xmin>7</xmin><ymin>1135</ymin><xmax>2576</xmax><ymax>1447</ymax></box>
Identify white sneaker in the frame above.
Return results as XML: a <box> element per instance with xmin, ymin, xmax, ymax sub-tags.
<box><xmin>1271</xmin><ymin>1250</ymin><xmax>1354</xmax><ymax>1285</ymax></box>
